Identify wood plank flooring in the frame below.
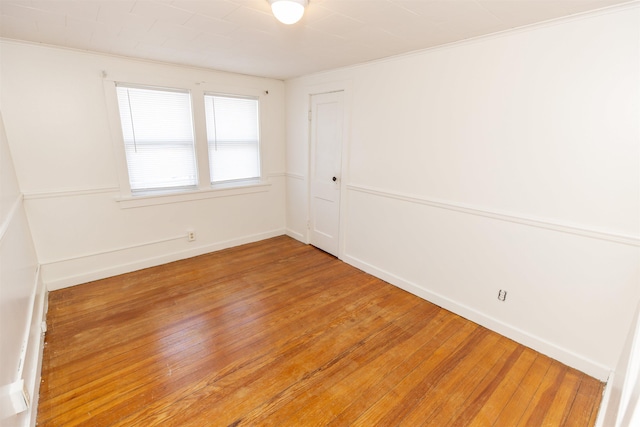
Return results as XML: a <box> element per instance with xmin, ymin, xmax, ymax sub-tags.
<box><xmin>37</xmin><ymin>236</ymin><xmax>604</xmax><ymax>426</ymax></box>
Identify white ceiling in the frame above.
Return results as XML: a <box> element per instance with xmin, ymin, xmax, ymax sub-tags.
<box><xmin>0</xmin><ymin>0</ymin><xmax>632</xmax><ymax>80</ymax></box>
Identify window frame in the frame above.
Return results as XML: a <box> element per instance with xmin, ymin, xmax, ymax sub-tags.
<box><xmin>103</xmin><ymin>74</ymin><xmax>268</xmax><ymax>208</ymax></box>
<box><xmin>115</xmin><ymin>83</ymin><xmax>200</xmax><ymax>194</ymax></box>
<box><xmin>204</xmin><ymin>92</ymin><xmax>262</xmax><ymax>185</ymax></box>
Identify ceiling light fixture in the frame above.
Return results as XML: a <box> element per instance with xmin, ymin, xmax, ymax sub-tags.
<box><xmin>268</xmin><ymin>0</ymin><xmax>308</xmax><ymax>25</ymax></box>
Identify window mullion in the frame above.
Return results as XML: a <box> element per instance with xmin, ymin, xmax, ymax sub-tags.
<box><xmin>191</xmin><ymin>90</ymin><xmax>211</xmax><ymax>190</ymax></box>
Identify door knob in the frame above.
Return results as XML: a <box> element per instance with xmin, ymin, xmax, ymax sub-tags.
<box><xmin>332</xmin><ymin>176</ymin><xmax>337</xmax><ymax>182</ymax></box>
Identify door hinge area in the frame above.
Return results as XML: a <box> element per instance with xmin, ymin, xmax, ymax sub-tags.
<box><xmin>307</xmin><ymin>220</ymin><xmax>310</xmax><ymax>230</ymax></box>
<box><xmin>308</xmin><ymin>110</ymin><xmax>312</xmax><ymax>121</ymax></box>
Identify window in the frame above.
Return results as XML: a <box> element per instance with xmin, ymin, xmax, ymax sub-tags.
<box><xmin>116</xmin><ymin>85</ymin><xmax>197</xmax><ymax>193</ymax></box>
<box><xmin>204</xmin><ymin>94</ymin><xmax>260</xmax><ymax>184</ymax></box>
<box><xmin>110</xmin><ymin>81</ymin><xmax>264</xmax><ymax>203</ymax></box>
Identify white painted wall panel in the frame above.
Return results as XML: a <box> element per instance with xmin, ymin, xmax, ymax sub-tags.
<box><xmin>285</xmin><ymin>4</ymin><xmax>640</xmax><ymax>377</ymax></box>
<box><xmin>344</xmin><ymin>188</ymin><xmax>639</xmax><ymax>377</ymax></box>
<box><xmin>27</xmin><ymin>182</ymin><xmax>286</xmax><ymax>290</ymax></box>
<box><xmin>0</xmin><ymin>110</ymin><xmax>41</xmax><ymax>426</ymax></box>
<box><xmin>345</xmin><ymin>8</ymin><xmax>639</xmax><ymax>236</ymax></box>
<box><xmin>285</xmin><ymin>174</ymin><xmax>307</xmax><ymax>242</ymax></box>
<box><xmin>0</xmin><ymin>42</ymin><xmax>286</xmax><ymax>289</ymax></box>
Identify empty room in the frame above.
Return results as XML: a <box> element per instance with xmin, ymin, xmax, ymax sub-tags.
<box><xmin>0</xmin><ymin>0</ymin><xmax>639</xmax><ymax>426</ymax></box>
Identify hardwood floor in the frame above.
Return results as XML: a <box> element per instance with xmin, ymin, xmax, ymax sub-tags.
<box><xmin>37</xmin><ymin>236</ymin><xmax>604</xmax><ymax>426</ymax></box>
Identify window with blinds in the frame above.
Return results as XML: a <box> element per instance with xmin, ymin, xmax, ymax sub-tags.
<box><xmin>204</xmin><ymin>94</ymin><xmax>260</xmax><ymax>184</ymax></box>
<box><xmin>116</xmin><ymin>85</ymin><xmax>198</xmax><ymax>193</ymax></box>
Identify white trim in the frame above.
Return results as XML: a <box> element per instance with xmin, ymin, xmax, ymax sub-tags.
<box><xmin>22</xmin><ymin>187</ymin><xmax>118</xmax><ymax>200</ymax></box>
<box><xmin>616</xmin><ymin>301</ymin><xmax>640</xmax><ymax>426</ymax></box>
<box><xmin>25</xmin><ymin>270</ymin><xmax>46</xmax><ymax>427</ymax></box>
<box><xmin>285</xmin><ymin>228</ymin><xmax>305</xmax><ymax>242</ymax></box>
<box><xmin>192</xmin><ymin>89</ymin><xmax>213</xmax><ymax>189</ymax></box>
<box><xmin>266</xmin><ymin>172</ymin><xmax>286</xmax><ymax>178</ymax></box>
<box><xmin>596</xmin><ymin>372</ymin><xmax>615</xmax><ymax>427</ymax></box>
<box><xmin>101</xmin><ymin>69</ymin><xmax>269</xmax><ymax>99</ymax></box>
<box><xmin>16</xmin><ymin>266</ymin><xmax>40</xmax><ymax>379</ymax></box>
<box><xmin>22</xmin><ymin>180</ymin><xmax>274</xmax><ymax>207</ymax></box>
<box><xmin>5</xmin><ymin>266</ymin><xmax>47</xmax><ymax>427</ymax></box>
<box><xmin>115</xmin><ymin>181</ymin><xmax>271</xmax><ymax>209</ymax></box>
<box><xmin>0</xmin><ymin>194</ymin><xmax>23</xmax><ymax>241</ymax></box>
<box><xmin>347</xmin><ymin>184</ymin><xmax>640</xmax><ymax>247</ymax></box>
<box><xmin>43</xmin><ymin>229</ymin><xmax>286</xmax><ymax>290</ymax></box>
<box><xmin>103</xmin><ymin>79</ymin><xmax>133</xmax><ymax>197</ymax></box>
<box><xmin>285</xmin><ymin>172</ymin><xmax>305</xmax><ymax>180</ymax></box>
<box><xmin>40</xmin><ymin>235</ymin><xmax>188</xmax><ymax>265</ymax></box>
<box><xmin>342</xmin><ymin>252</ymin><xmax>611</xmax><ymax>380</ymax></box>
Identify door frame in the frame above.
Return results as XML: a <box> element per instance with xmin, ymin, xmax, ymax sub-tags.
<box><xmin>305</xmin><ymin>81</ymin><xmax>351</xmax><ymax>259</ymax></box>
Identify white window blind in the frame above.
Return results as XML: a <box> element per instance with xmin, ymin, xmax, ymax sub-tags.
<box><xmin>116</xmin><ymin>85</ymin><xmax>198</xmax><ymax>193</ymax></box>
<box><xmin>204</xmin><ymin>94</ymin><xmax>260</xmax><ymax>184</ymax></box>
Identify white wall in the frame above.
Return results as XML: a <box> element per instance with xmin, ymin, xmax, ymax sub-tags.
<box><xmin>0</xmin><ymin>41</ymin><xmax>287</xmax><ymax>290</ymax></box>
<box><xmin>0</xmin><ymin>108</ymin><xmax>44</xmax><ymax>426</ymax></box>
<box><xmin>285</xmin><ymin>4</ymin><xmax>640</xmax><ymax>380</ymax></box>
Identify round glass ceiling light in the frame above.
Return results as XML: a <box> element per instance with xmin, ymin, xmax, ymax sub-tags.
<box><xmin>269</xmin><ymin>0</ymin><xmax>308</xmax><ymax>25</ymax></box>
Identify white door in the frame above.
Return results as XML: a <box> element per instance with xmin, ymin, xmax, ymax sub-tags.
<box><xmin>309</xmin><ymin>91</ymin><xmax>344</xmax><ymax>256</ymax></box>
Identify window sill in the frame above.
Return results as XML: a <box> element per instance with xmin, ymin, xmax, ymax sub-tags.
<box><xmin>116</xmin><ymin>180</ymin><xmax>271</xmax><ymax>209</ymax></box>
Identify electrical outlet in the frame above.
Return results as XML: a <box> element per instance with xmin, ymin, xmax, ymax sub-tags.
<box><xmin>188</xmin><ymin>231</ymin><xmax>196</xmax><ymax>242</ymax></box>
<box><xmin>498</xmin><ymin>289</ymin><xmax>507</xmax><ymax>302</ymax></box>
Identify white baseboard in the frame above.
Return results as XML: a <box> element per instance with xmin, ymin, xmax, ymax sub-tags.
<box><xmin>285</xmin><ymin>228</ymin><xmax>306</xmax><ymax>243</ymax></box>
<box><xmin>12</xmin><ymin>267</ymin><xmax>47</xmax><ymax>427</ymax></box>
<box><xmin>25</xmin><ymin>280</ymin><xmax>49</xmax><ymax>427</ymax></box>
<box><xmin>342</xmin><ymin>252</ymin><xmax>610</xmax><ymax>381</ymax></box>
<box><xmin>44</xmin><ymin>229</ymin><xmax>286</xmax><ymax>291</ymax></box>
